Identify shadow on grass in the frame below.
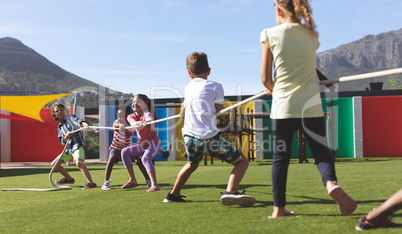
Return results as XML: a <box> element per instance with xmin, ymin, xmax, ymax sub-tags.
<box><xmin>179</xmin><ymin>183</ymin><xmax>270</xmax><ymax>191</ymax></box>
<box><xmin>110</xmin><ymin>183</ymin><xmax>270</xmax><ymax>191</ymax></box>
<box><xmin>0</xmin><ymin>167</ymin><xmax>106</xmax><ymax>178</ymax></box>
<box><xmin>334</xmin><ymin>157</ymin><xmax>402</xmax><ymax>163</ymax></box>
<box><xmin>254</xmin><ymin>157</ymin><xmax>402</xmax><ymax>166</ymax></box>
<box><xmin>291</xmin><ymin>196</ymin><xmax>398</xmax><ymax>206</ymax></box>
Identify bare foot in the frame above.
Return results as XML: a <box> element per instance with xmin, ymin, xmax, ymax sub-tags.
<box><xmin>268</xmin><ymin>207</ymin><xmax>295</xmax><ymax>219</ymax></box>
<box><xmin>326</xmin><ymin>180</ymin><xmax>338</xmax><ymax>191</ymax></box>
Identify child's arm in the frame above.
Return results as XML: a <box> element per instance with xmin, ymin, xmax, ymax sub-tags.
<box><xmin>261</xmin><ymin>42</ymin><xmax>274</xmax><ymax>94</ymax></box>
<box><xmin>215</xmin><ymin>103</ymin><xmax>224</xmax><ymax>113</ymax></box>
<box><xmin>69</xmin><ymin>115</ymin><xmax>89</xmax><ymax>129</ymax></box>
<box><xmin>127</xmin><ymin>113</ymin><xmax>148</xmax><ymax>130</ymax></box>
<box><xmin>141</xmin><ymin>112</ymin><xmax>154</xmax><ymax>128</ymax></box>
<box><xmin>63</xmin><ymin>132</ymin><xmax>74</xmax><ymax>143</ymax></box>
<box><xmin>180</xmin><ymin>103</ymin><xmax>185</xmax><ymax>119</ymax></box>
<box><xmin>215</xmin><ymin>103</ymin><xmax>226</xmax><ymax>120</ymax></box>
<box><xmin>80</xmin><ymin>121</ymin><xmax>89</xmax><ymax>129</ymax></box>
<box><xmin>113</xmin><ymin>119</ymin><xmax>134</xmax><ymax>135</ymax></box>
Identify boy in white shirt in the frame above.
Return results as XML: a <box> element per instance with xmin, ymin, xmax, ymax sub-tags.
<box><xmin>163</xmin><ymin>52</ymin><xmax>256</xmax><ymax>207</ymax></box>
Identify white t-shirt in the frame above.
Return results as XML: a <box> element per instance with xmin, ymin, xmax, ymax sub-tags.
<box><xmin>182</xmin><ymin>78</ymin><xmax>224</xmax><ymax>139</ymax></box>
<box><xmin>260</xmin><ymin>23</ymin><xmax>324</xmax><ymax>119</ymax></box>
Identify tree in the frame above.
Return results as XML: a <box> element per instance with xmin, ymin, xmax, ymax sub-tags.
<box><xmin>388</xmin><ymin>75</ymin><xmax>402</xmax><ymax>90</ymax></box>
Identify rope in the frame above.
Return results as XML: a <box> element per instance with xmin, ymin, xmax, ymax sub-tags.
<box><xmin>2</xmin><ymin>140</ymin><xmax>72</xmax><ymax>191</ymax></box>
<box><xmin>71</xmin><ymin>91</ymin><xmax>267</xmax><ymax>133</ymax></box>
<box><xmin>4</xmin><ymin>68</ymin><xmax>400</xmax><ymax>191</ymax></box>
<box><xmin>72</xmin><ymin>66</ymin><xmax>402</xmax><ymax>133</ymax></box>
<box><xmin>319</xmin><ymin>67</ymin><xmax>402</xmax><ymax>85</ymax></box>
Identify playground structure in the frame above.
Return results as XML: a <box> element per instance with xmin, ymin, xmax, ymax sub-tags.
<box><xmin>96</xmin><ymin>90</ymin><xmax>402</xmax><ymax>165</ymax></box>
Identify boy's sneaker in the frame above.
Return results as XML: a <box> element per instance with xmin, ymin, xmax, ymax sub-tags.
<box><xmin>82</xmin><ymin>183</ymin><xmax>97</xmax><ymax>189</ymax></box>
<box><xmin>101</xmin><ymin>180</ymin><xmax>111</xmax><ymax>190</ymax></box>
<box><xmin>163</xmin><ymin>192</ymin><xmax>186</xmax><ymax>203</ymax></box>
<box><xmin>56</xmin><ymin>178</ymin><xmax>75</xmax><ymax>184</ymax></box>
<box><xmin>146</xmin><ymin>179</ymin><xmax>152</xmax><ymax>189</ymax></box>
<box><xmin>220</xmin><ymin>190</ymin><xmax>256</xmax><ymax>207</ymax></box>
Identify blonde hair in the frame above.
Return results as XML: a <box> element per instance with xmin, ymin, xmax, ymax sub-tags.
<box><xmin>275</xmin><ymin>0</ymin><xmax>318</xmax><ymax>37</ymax></box>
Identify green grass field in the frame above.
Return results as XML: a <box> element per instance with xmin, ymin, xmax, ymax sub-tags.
<box><xmin>1</xmin><ymin>158</ymin><xmax>401</xmax><ymax>233</ymax></box>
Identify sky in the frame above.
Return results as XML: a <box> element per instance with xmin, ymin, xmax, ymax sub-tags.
<box><xmin>0</xmin><ymin>0</ymin><xmax>401</xmax><ymax>99</ymax></box>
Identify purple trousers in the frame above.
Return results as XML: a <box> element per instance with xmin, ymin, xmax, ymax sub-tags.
<box><xmin>121</xmin><ymin>143</ymin><xmax>161</xmax><ymax>172</ymax></box>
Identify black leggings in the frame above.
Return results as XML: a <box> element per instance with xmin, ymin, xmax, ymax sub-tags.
<box><xmin>271</xmin><ymin>117</ymin><xmax>337</xmax><ymax>207</ymax></box>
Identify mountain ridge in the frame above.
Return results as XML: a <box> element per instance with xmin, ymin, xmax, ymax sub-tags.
<box><xmin>317</xmin><ymin>28</ymin><xmax>402</xmax><ymax>91</ymax></box>
<box><xmin>0</xmin><ymin>28</ymin><xmax>401</xmax><ymax>96</ymax></box>
<box><xmin>0</xmin><ymin>37</ymin><xmax>99</xmax><ymax>93</ymax></box>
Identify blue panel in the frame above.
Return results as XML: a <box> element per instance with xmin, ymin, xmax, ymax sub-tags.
<box><xmin>154</xmin><ymin>107</ymin><xmax>168</xmax><ymax>161</ymax></box>
<box><xmin>106</xmin><ymin>105</ymin><xmax>170</xmax><ymax>162</ymax></box>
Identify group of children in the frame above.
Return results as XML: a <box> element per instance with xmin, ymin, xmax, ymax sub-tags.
<box><xmin>48</xmin><ymin>0</ymin><xmax>401</xmax><ymax>229</ymax></box>
<box><xmin>50</xmin><ymin>96</ymin><xmax>159</xmax><ymax>192</ymax></box>
<box><xmin>50</xmin><ymin>52</ymin><xmax>256</xmax><ymax>207</ymax></box>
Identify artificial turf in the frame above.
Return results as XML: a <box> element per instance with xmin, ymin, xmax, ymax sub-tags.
<box><xmin>1</xmin><ymin>158</ymin><xmax>401</xmax><ymax>233</ymax></box>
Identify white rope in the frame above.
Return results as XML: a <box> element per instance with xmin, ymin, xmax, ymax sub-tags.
<box><xmin>2</xmin><ymin>140</ymin><xmax>72</xmax><ymax>192</ymax></box>
<box><xmin>78</xmin><ymin>67</ymin><xmax>402</xmax><ymax>133</ymax></box>
<box><xmin>72</xmin><ymin>91</ymin><xmax>267</xmax><ymax>132</ymax></box>
<box><xmin>319</xmin><ymin>67</ymin><xmax>402</xmax><ymax>85</ymax></box>
<box><xmin>217</xmin><ymin>91</ymin><xmax>266</xmax><ymax>115</ymax></box>
<box><xmin>4</xmin><ymin>68</ymin><xmax>399</xmax><ymax>191</ymax></box>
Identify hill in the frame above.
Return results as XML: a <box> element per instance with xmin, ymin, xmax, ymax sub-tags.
<box><xmin>0</xmin><ymin>37</ymin><xmax>132</xmax><ymax>108</ymax></box>
<box><xmin>0</xmin><ymin>29</ymin><xmax>401</xmax><ymax>100</ymax></box>
<box><xmin>317</xmin><ymin>28</ymin><xmax>402</xmax><ymax>91</ymax></box>
<box><xmin>0</xmin><ymin>37</ymin><xmax>99</xmax><ymax>93</ymax></box>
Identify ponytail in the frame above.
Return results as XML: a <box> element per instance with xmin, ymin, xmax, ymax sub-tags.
<box><xmin>275</xmin><ymin>0</ymin><xmax>318</xmax><ymax>37</ymax></box>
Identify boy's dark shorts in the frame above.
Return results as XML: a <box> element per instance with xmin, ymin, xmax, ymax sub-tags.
<box><xmin>109</xmin><ymin>148</ymin><xmax>122</xmax><ymax>164</ymax></box>
<box><xmin>183</xmin><ymin>133</ymin><xmax>244</xmax><ymax>164</ymax></box>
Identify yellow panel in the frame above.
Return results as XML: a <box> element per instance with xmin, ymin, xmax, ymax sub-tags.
<box><xmin>240</xmin><ymin>101</ymin><xmax>255</xmax><ymax>159</ymax></box>
<box><xmin>0</xmin><ymin>93</ymin><xmax>71</xmax><ymax>122</ymax></box>
<box><xmin>174</xmin><ymin>106</ymin><xmax>187</xmax><ymax>160</ymax></box>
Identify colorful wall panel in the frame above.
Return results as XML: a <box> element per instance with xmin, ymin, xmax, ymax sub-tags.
<box><xmin>262</xmin><ymin>98</ymin><xmax>355</xmax><ymax>159</ymax></box>
<box><xmin>362</xmin><ymin>96</ymin><xmax>402</xmax><ymax>157</ymax></box>
<box><xmin>10</xmin><ymin>108</ymin><xmax>75</xmax><ymax>162</ymax></box>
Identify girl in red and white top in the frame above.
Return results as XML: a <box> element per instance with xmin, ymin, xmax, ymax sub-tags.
<box><xmin>101</xmin><ymin>105</ymin><xmax>150</xmax><ymax>190</ymax></box>
<box><xmin>121</xmin><ymin>94</ymin><xmax>162</xmax><ymax>192</ymax></box>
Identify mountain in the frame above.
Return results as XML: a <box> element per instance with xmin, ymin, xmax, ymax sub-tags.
<box><xmin>0</xmin><ymin>37</ymin><xmax>134</xmax><ymax>107</ymax></box>
<box><xmin>0</xmin><ymin>37</ymin><xmax>100</xmax><ymax>93</ymax></box>
<box><xmin>1</xmin><ymin>29</ymin><xmax>401</xmax><ymax>97</ymax></box>
<box><xmin>317</xmin><ymin>28</ymin><xmax>402</xmax><ymax>91</ymax></box>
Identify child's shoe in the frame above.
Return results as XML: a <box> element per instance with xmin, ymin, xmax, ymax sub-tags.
<box><xmin>121</xmin><ymin>182</ymin><xmax>139</xmax><ymax>189</ymax></box>
<box><xmin>163</xmin><ymin>192</ymin><xmax>186</xmax><ymax>203</ymax></box>
<box><xmin>56</xmin><ymin>178</ymin><xmax>75</xmax><ymax>184</ymax></box>
<box><xmin>355</xmin><ymin>216</ymin><xmax>402</xmax><ymax>231</ymax></box>
<box><xmin>220</xmin><ymin>190</ymin><xmax>256</xmax><ymax>207</ymax></box>
<box><xmin>101</xmin><ymin>180</ymin><xmax>111</xmax><ymax>190</ymax></box>
<box><xmin>82</xmin><ymin>183</ymin><xmax>97</xmax><ymax>189</ymax></box>
<box><xmin>147</xmin><ymin>187</ymin><xmax>162</xmax><ymax>192</ymax></box>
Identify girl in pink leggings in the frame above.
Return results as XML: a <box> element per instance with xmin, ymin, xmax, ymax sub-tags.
<box><xmin>121</xmin><ymin>94</ymin><xmax>162</xmax><ymax>192</ymax></box>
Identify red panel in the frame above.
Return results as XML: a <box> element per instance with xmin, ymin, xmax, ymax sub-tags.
<box><xmin>362</xmin><ymin>96</ymin><xmax>402</xmax><ymax>157</ymax></box>
<box><xmin>1</xmin><ymin>113</ymin><xmax>38</xmax><ymax>121</ymax></box>
<box><xmin>10</xmin><ymin>108</ymin><xmax>72</xmax><ymax>162</ymax></box>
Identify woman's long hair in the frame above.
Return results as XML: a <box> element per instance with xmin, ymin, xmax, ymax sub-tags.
<box><xmin>135</xmin><ymin>94</ymin><xmax>158</xmax><ymax>121</ymax></box>
<box><xmin>275</xmin><ymin>0</ymin><xmax>318</xmax><ymax>37</ymax></box>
